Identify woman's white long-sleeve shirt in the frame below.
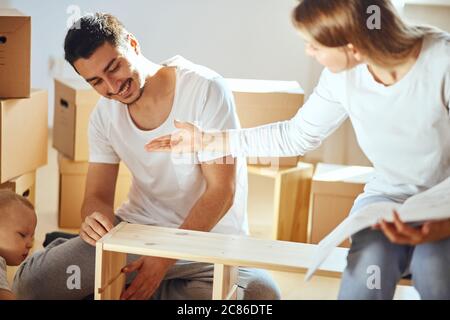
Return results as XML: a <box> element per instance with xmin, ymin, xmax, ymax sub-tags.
<box><xmin>229</xmin><ymin>31</ymin><xmax>450</xmax><ymax>202</ymax></box>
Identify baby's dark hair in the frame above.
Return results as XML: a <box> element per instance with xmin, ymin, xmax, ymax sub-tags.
<box><xmin>0</xmin><ymin>189</ymin><xmax>34</xmax><ymax>214</ymax></box>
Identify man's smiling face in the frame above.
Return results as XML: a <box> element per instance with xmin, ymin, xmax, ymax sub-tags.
<box><xmin>73</xmin><ymin>40</ymin><xmax>145</xmax><ymax>105</ymax></box>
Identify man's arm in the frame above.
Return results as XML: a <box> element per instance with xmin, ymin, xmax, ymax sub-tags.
<box><xmin>180</xmin><ymin>156</ymin><xmax>236</xmax><ymax>231</ymax></box>
<box><xmin>0</xmin><ymin>289</ymin><xmax>15</xmax><ymax>300</ymax></box>
<box><xmin>120</xmin><ymin>156</ymin><xmax>237</xmax><ymax>300</ymax></box>
<box><xmin>79</xmin><ymin>163</ymin><xmax>119</xmax><ymax>246</ymax></box>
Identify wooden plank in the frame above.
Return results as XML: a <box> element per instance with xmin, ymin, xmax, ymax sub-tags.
<box><xmin>95</xmin><ymin>223</ymin><xmax>128</xmax><ymax>300</ymax></box>
<box><xmin>212</xmin><ymin>264</ymin><xmax>238</xmax><ymax>300</ymax></box>
<box><xmin>98</xmin><ymin>223</ymin><xmax>412</xmax><ymax>295</ymax></box>
<box><xmin>94</xmin><ymin>247</ymin><xmax>126</xmax><ymax>300</ymax></box>
<box><xmin>100</xmin><ymin>223</ymin><xmax>348</xmax><ymax>276</ymax></box>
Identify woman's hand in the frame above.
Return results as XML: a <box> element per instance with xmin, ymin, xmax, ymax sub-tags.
<box><xmin>374</xmin><ymin>211</ymin><xmax>450</xmax><ymax>245</ymax></box>
<box><xmin>145</xmin><ymin>120</ymin><xmax>202</xmax><ymax>153</ymax></box>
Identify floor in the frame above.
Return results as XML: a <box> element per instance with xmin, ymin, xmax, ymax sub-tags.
<box><xmin>7</xmin><ymin>132</ymin><xmax>419</xmax><ymax>300</ymax></box>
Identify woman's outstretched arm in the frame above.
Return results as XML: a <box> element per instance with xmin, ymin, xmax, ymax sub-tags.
<box><xmin>146</xmin><ymin>70</ymin><xmax>348</xmax><ymax>158</ymax></box>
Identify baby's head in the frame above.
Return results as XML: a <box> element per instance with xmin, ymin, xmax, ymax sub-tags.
<box><xmin>0</xmin><ymin>190</ymin><xmax>37</xmax><ymax>266</ymax></box>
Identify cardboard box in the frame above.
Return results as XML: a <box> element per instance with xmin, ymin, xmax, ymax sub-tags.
<box><xmin>0</xmin><ymin>9</ymin><xmax>31</xmax><ymax>98</ymax></box>
<box><xmin>2</xmin><ymin>172</ymin><xmax>35</xmax><ymax>285</ymax></box>
<box><xmin>307</xmin><ymin>163</ymin><xmax>374</xmax><ymax>247</ymax></box>
<box><xmin>58</xmin><ymin>154</ymin><xmax>132</xmax><ymax>228</ymax></box>
<box><xmin>0</xmin><ymin>89</ymin><xmax>48</xmax><ymax>183</ymax></box>
<box><xmin>226</xmin><ymin>78</ymin><xmax>304</xmax><ymax>167</ymax></box>
<box><xmin>303</xmin><ymin>119</ymin><xmax>372</xmax><ymax>167</ymax></box>
<box><xmin>247</xmin><ymin>162</ymin><xmax>313</xmax><ymax>243</ymax></box>
<box><xmin>0</xmin><ymin>171</ymin><xmax>36</xmax><ymax>206</ymax></box>
<box><xmin>53</xmin><ymin>78</ymin><xmax>101</xmax><ymax>161</ymax></box>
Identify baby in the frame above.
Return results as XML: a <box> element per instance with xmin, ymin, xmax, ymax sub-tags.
<box><xmin>0</xmin><ymin>190</ymin><xmax>36</xmax><ymax>300</ymax></box>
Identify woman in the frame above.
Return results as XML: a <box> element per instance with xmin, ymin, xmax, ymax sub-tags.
<box><xmin>146</xmin><ymin>0</ymin><xmax>450</xmax><ymax>299</ymax></box>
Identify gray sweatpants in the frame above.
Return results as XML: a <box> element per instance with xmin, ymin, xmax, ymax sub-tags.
<box><xmin>12</xmin><ymin>235</ymin><xmax>281</xmax><ymax>300</ymax></box>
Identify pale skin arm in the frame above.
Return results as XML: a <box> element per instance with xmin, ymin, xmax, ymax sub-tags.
<box><xmin>145</xmin><ymin>120</ymin><xmax>229</xmax><ymax>154</ymax></box>
<box><xmin>79</xmin><ymin>163</ymin><xmax>119</xmax><ymax>246</ymax></box>
<box><xmin>0</xmin><ymin>289</ymin><xmax>15</xmax><ymax>300</ymax></box>
<box><xmin>120</xmin><ymin>156</ymin><xmax>237</xmax><ymax>300</ymax></box>
<box><xmin>148</xmin><ymin>122</ymin><xmax>450</xmax><ymax>246</ymax></box>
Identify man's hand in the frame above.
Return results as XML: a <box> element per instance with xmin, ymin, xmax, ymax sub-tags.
<box><xmin>79</xmin><ymin>211</ymin><xmax>114</xmax><ymax>246</ymax></box>
<box><xmin>120</xmin><ymin>256</ymin><xmax>175</xmax><ymax>300</ymax></box>
<box><xmin>374</xmin><ymin>210</ymin><xmax>450</xmax><ymax>245</ymax></box>
<box><xmin>0</xmin><ymin>289</ymin><xmax>16</xmax><ymax>300</ymax></box>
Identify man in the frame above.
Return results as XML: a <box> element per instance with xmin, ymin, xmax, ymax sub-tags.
<box><xmin>12</xmin><ymin>13</ymin><xmax>280</xmax><ymax>300</ymax></box>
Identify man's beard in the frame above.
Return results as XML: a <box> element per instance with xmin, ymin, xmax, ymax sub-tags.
<box><xmin>126</xmin><ymin>85</ymin><xmax>145</xmax><ymax>105</ymax></box>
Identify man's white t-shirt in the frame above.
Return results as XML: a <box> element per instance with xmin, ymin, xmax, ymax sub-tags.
<box><xmin>229</xmin><ymin>30</ymin><xmax>450</xmax><ymax>204</ymax></box>
<box><xmin>88</xmin><ymin>56</ymin><xmax>249</xmax><ymax>235</ymax></box>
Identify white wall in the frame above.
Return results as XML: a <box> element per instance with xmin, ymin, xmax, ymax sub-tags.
<box><xmin>2</xmin><ymin>0</ymin><xmax>449</xmax><ymax>126</ymax></box>
<box><xmin>2</xmin><ymin>0</ymin><xmax>323</xmax><ymax>125</ymax></box>
<box><xmin>403</xmin><ymin>4</ymin><xmax>450</xmax><ymax>31</ymax></box>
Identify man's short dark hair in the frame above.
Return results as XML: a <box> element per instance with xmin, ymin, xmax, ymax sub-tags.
<box><xmin>64</xmin><ymin>13</ymin><xmax>127</xmax><ymax>67</ymax></box>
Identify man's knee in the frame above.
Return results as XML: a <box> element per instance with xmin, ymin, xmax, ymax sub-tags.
<box><xmin>239</xmin><ymin>269</ymin><xmax>281</xmax><ymax>300</ymax></box>
<box><xmin>12</xmin><ymin>257</ymin><xmax>46</xmax><ymax>299</ymax></box>
<box><xmin>12</xmin><ymin>237</ymin><xmax>96</xmax><ymax>299</ymax></box>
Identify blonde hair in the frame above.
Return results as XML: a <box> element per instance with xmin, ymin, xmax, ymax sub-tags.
<box><xmin>0</xmin><ymin>189</ymin><xmax>34</xmax><ymax>214</ymax></box>
<box><xmin>292</xmin><ymin>0</ymin><xmax>426</xmax><ymax>67</ymax></box>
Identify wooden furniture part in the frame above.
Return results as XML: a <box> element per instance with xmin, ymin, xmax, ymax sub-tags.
<box><xmin>94</xmin><ymin>222</ymin><xmax>347</xmax><ymax>300</ymax></box>
<box><xmin>308</xmin><ymin>163</ymin><xmax>374</xmax><ymax>248</ymax></box>
<box><xmin>95</xmin><ymin>222</ymin><xmax>411</xmax><ymax>300</ymax></box>
<box><xmin>0</xmin><ymin>171</ymin><xmax>36</xmax><ymax>205</ymax></box>
<box><xmin>247</xmin><ymin>162</ymin><xmax>313</xmax><ymax>242</ymax></box>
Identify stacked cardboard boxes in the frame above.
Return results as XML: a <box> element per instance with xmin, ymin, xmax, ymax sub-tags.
<box><xmin>57</xmin><ymin>154</ymin><xmax>132</xmax><ymax>228</ymax></box>
<box><xmin>0</xmin><ymin>9</ymin><xmax>48</xmax><ymax>203</ymax></box>
<box><xmin>53</xmin><ymin>78</ymin><xmax>100</xmax><ymax>161</ymax></box>
<box><xmin>0</xmin><ymin>9</ymin><xmax>30</xmax><ymax>98</ymax></box>
<box><xmin>226</xmin><ymin>78</ymin><xmax>304</xmax><ymax>167</ymax></box>
<box><xmin>53</xmin><ymin>78</ymin><xmax>131</xmax><ymax>228</ymax></box>
<box><xmin>0</xmin><ymin>171</ymin><xmax>36</xmax><ymax>205</ymax></box>
<box><xmin>307</xmin><ymin>163</ymin><xmax>374</xmax><ymax>247</ymax></box>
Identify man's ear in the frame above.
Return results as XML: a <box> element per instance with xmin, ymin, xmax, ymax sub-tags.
<box><xmin>347</xmin><ymin>43</ymin><xmax>362</xmax><ymax>62</ymax></box>
<box><xmin>127</xmin><ymin>33</ymin><xmax>140</xmax><ymax>55</ymax></box>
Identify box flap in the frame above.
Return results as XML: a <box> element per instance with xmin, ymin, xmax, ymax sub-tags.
<box><xmin>55</xmin><ymin>77</ymin><xmax>100</xmax><ymax>107</ymax></box>
<box><xmin>58</xmin><ymin>153</ymin><xmax>89</xmax><ymax>174</ymax></box>
<box><xmin>55</xmin><ymin>77</ymin><xmax>92</xmax><ymax>91</ymax></box>
<box><xmin>313</xmin><ymin>163</ymin><xmax>374</xmax><ymax>184</ymax></box>
<box><xmin>1</xmin><ymin>171</ymin><xmax>36</xmax><ymax>195</ymax></box>
<box><xmin>226</xmin><ymin>78</ymin><xmax>304</xmax><ymax>94</ymax></box>
<box><xmin>58</xmin><ymin>153</ymin><xmax>131</xmax><ymax>176</ymax></box>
